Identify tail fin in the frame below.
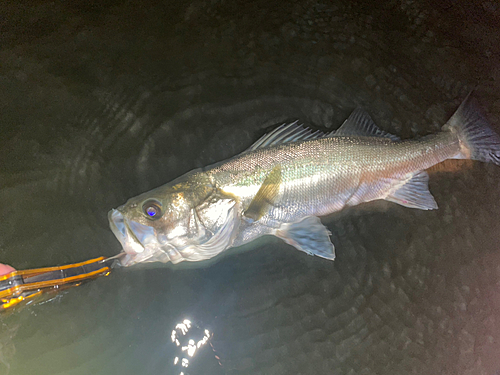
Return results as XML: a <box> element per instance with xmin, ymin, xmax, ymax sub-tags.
<box><xmin>443</xmin><ymin>93</ymin><xmax>500</xmax><ymax>165</ymax></box>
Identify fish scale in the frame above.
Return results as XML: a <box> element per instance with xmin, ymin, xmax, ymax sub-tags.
<box><xmin>211</xmin><ymin>133</ymin><xmax>456</xmax><ymax>219</ymax></box>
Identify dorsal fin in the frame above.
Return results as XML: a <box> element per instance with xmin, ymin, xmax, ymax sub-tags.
<box><xmin>247</xmin><ymin>121</ymin><xmax>327</xmax><ymax>151</ymax></box>
<box><xmin>247</xmin><ymin>110</ymin><xmax>398</xmax><ymax>152</ymax></box>
<box><xmin>335</xmin><ymin>109</ymin><xmax>400</xmax><ymax>141</ymax></box>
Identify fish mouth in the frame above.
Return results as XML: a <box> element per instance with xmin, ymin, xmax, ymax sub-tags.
<box><xmin>108</xmin><ymin>209</ymin><xmax>190</xmax><ymax>266</ymax></box>
<box><xmin>108</xmin><ymin>209</ymin><xmax>165</xmax><ymax>266</ymax></box>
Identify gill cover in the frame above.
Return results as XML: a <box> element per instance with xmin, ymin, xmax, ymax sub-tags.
<box><xmin>160</xmin><ymin>182</ymin><xmax>241</xmax><ymax>263</ymax></box>
<box><xmin>176</xmin><ymin>194</ymin><xmax>240</xmax><ymax>261</ymax></box>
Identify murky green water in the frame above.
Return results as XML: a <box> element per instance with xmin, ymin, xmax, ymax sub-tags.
<box><xmin>1</xmin><ymin>0</ymin><xmax>500</xmax><ymax>374</ymax></box>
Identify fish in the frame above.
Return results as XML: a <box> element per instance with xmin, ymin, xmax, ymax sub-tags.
<box><xmin>109</xmin><ymin>94</ymin><xmax>500</xmax><ymax>266</ymax></box>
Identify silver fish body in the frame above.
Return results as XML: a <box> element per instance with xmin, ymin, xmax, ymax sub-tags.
<box><xmin>109</xmin><ymin>95</ymin><xmax>500</xmax><ymax>266</ymax></box>
<box><xmin>208</xmin><ymin>132</ymin><xmax>456</xmax><ymax>243</ymax></box>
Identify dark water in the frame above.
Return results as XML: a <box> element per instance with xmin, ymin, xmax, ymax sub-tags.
<box><xmin>1</xmin><ymin>0</ymin><xmax>500</xmax><ymax>374</ymax></box>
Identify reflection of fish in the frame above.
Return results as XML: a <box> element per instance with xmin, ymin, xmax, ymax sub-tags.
<box><xmin>109</xmin><ymin>95</ymin><xmax>500</xmax><ymax>266</ymax></box>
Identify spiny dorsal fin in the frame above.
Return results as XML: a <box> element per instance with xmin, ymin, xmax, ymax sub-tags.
<box><xmin>247</xmin><ymin>121</ymin><xmax>328</xmax><ymax>151</ymax></box>
<box><xmin>335</xmin><ymin>109</ymin><xmax>400</xmax><ymax>141</ymax></box>
<box><xmin>244</xmin><ymin>166</ymin><xmax>281</xmax><ymax>221</ymax></box>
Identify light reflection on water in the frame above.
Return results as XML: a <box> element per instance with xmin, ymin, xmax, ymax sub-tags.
<box><xmin>170</xmin><ymin>318</ymin><xmax>220</xmax><ymax>375</ymax></box>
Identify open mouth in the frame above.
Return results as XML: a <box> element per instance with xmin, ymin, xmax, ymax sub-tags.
<box><xmin>108</xmin><ymin>209</ymin><xmax>158</xmax><ymax>266</ymax></box>
<box><xmin>108</xmin><ymin>209</ymin><xmax>185</xmax><ymax>266</ymax></box>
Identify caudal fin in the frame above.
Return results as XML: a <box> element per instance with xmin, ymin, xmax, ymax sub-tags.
<box><xmin>443</xmin><ymin>93</ymin><xmax>500</xmax><ymax>165</ymax></box>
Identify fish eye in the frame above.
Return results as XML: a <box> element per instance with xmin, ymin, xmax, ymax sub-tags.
<box><xmin>142</xmin><ymin>200</ymin><xmax>162</xmax><ymax>220</ymax></box>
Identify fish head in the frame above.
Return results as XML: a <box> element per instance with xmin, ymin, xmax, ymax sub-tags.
<box><xmin>109</xmin><ymin>172</ymin><xmax>240</xmax><ymax>266</ymax></box>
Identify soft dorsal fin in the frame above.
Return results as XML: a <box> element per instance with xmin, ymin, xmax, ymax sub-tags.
<box><xmin>335</xmin><ymin>109</ymin><xmax>400</xmax><ymax>141</ymax></box>
<box><xmin>247</xmin><ymin>121</ymin><xmax>328</xmax><ymax>151</ymax></box>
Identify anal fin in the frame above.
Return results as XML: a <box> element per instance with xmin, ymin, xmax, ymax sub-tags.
<box><xmin>385</xmin><ymin>171</ymin><xmax>438</xmax><ymax>210</ymax></box>
<box><xmin>274</xmin><ymin>216</ymin><xmax>335</xmax><ymax>260</ymax></box>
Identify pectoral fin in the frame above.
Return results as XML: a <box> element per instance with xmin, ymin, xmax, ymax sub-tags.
<box><xmin>274</xmin><ymin>216</ymin><xmax>336</xmax><ymax>260</ymax></box>
<box><xmin>244</xmin><ymin>166</ymin><xmax>282</xmax><ymax>222</ymax></box>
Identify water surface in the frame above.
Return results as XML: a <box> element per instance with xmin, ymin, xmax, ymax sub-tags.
<box><xmin>1</xmin><ymin>0</ymin><xmax>500</xmax><ymax>374</ymax></box>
